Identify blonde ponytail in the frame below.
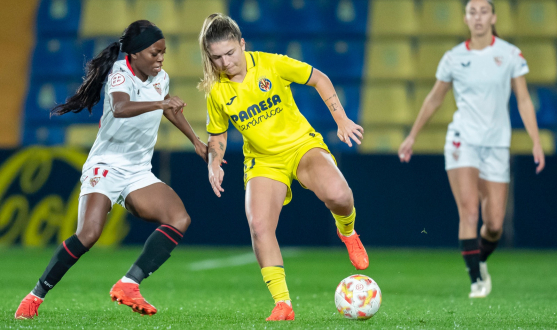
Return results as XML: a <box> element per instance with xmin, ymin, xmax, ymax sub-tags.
<box><xmin>197</xmin><ymin>13</ymin><xmax>242</xmax><ymax>95</ymax></box>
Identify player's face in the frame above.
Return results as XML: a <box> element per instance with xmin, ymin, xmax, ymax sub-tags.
<box><xmin>464</xmin><ymin>0</ymin><xmax>497</xmax><ymax>37</ymax></box>
<box><xmin>207</xmin><ymin>38</ymin><xmax>246</xmax><ymax>77</ymax></box>
<box><xmin>131</xmin><ymin>39</ymin><xmax>166</xmax><ymax>78</ymax></box>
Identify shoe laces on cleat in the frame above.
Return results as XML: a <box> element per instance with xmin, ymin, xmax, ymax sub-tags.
<box><xmin>342</xmin><ymin>232</ymin><xmax>365</xmax><ymax>254</ymax></box>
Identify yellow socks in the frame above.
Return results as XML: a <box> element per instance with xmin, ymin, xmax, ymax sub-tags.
<box><xmin>333</xmin><ymin>207</ymin><xmax>356</xmax><ymax>236</ymax></box>
<box><xmin>261</xmin><ymin>266</ymin><xmax>290</xmax><ymax>303</ymax></box>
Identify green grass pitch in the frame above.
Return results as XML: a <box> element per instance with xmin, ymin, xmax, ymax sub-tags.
<box><xmin>2</xmin><ymin>247</ymin><xmax>556</xmax><ymax>329</ymax></box>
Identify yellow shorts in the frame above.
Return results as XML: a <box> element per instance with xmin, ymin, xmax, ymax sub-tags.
<box><xmin>243</xmin><ymin>134</ymin><xmax>336</xmax><ymax>205</ymax></box>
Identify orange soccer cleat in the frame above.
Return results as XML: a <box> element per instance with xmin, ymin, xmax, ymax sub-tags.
<box><xmin>110</xmin><ymin>280</ymin><xmax>157</xmax><ymax>316</ymax></box>
<box><xmin>337</xmin><ymin>229</ymin><xmax>369</xmax><ymax>270</ymax></box>
<box><xmin>266</xmin><ymin>301</ymin><xmax>295</xmax><ymax>321</ymax></box>
<box><xmin>15</xmin><ymin>293</ymin><xmax>43</xmax><ymax>319</ymax></box>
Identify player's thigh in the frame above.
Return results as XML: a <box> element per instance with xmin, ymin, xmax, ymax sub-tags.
<box><xmin>447</xmin><ymin>167</ymin><xmax>481</xmax><ymax>213</ymax></box>
<box><xmin>76</xmin><ymin>193</ymin><xmax>112</xmax><ymax>247</ymax></box>
<box><xmin>478</xmin><ymin>179</ymin><xmax>508</xmax><ymax>224</ymax></box>
<box><xmin>245</xmin><ymin>177</ymin><xmax>287</xmax><ymax>231</ymax></box>
<box><xmin>125</xmin><ymin>183</ymin><xmax>189</xmax><ymax>225</ymax></box>
<box><xmin>296</xmin><ymin>148</ymin><xmax>350</xmax><ymax>200</ymax></box>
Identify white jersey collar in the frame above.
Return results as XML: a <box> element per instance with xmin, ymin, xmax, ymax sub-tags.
<box><xmin>465</xmin><ymin>36</ymin><xmax>497</xmax><ymax>54</ymax></box>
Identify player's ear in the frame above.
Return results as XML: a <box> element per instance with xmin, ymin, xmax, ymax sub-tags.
<box><xmin>240</xmin><ymin>38</ymin><xmax>246</xmax><ymax>51</ymax></box>
<box><xmin>130</xmin><ymin>53</ymin><xmax>139</xmax><ymax>61</ymax></box>
<box><xmin>491</xmin><ymin>13</ymin><xmax>497</xmax><ymax>25</ymax></box>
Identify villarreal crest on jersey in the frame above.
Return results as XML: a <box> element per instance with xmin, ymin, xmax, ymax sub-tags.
<box><xmin>206</xmin><ymin>51</ymin><xmax>317</xmax><ymax>158</ymax></box>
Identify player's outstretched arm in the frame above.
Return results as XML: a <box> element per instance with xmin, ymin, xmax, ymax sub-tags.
<box><xmin>399</xmin><ymin>80</ymin><xmax>452</xmax><ymax>163</ymax></box>
<box><xmin>512</xmin><ymin>76</ymin><xmax>545</xmax><ymax>174</ymax></box>
<box><xmin>111</xmin><ymin>92</ymin><xmax>183</xmax><ymax>118</ymax></box>
<box><xmin>162</xmin><ymin>94</ymin><xmax>208</xmax><ymax>163</ymax></box>
<box><xmin>306</xmin><ymin>68</ymin><xmax>363</xmax><ymax>147</ymax></box>
<box><xmin>208</xmin><ymin>132</ymin><xmax>227</xmax><ymax>197</ymax></box>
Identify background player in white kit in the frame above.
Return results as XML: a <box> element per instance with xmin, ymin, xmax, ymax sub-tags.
<box><xmin>15</xmin><ymin>20</ymin><xmax>207</xmax><ymax>319</ymax></box>
<box><xmin>398</xmin><ymin>0</ymin><xmax>545</xmax><ymax>298</ymax></box>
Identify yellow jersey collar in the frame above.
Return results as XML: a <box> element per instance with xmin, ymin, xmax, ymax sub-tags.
<box><xmin>245</xmin><ymin>51</ymin><xmax>255</xmax><ymax>70</ymax></box>
<box><xmin>219</xmin><ymin>51</ymin><xmax>255</xmax><ymax>83</ymax></box>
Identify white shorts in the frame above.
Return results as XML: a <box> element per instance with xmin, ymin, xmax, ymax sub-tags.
<box><xmin>79</xmin><ymin>164</ymin><xmax>162</xmax><ymax>209</ymax></box>
<box><xmin>444</xmin><ymin>132</ymin><xmax>510</xmax><ymax>183</ymax></box>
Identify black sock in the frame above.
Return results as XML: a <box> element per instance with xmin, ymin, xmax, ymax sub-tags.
<box><xmin>32</xmin><ymin>235</ymin><xmax>89</xmax><ymax>299</ymax></box>
<box><xmin>459</xmin><ymin>239</ymin><xmax>482</xmax><ymax>284</ymax></box>
<box><xmin>479</xmin><ymin>237</ymin><xmax>499</xmax><ymax>262</ymax></box>
<box><xmin>125</xmin><ymin>224</ymin><xmax>183</xmax><ymax>284</ymax></box>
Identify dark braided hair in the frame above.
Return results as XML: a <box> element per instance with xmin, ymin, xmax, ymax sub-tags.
<box><xmin>51</xmin><ymin>20</ymin><xmax>155</xmax><ymax>116</ymax></box>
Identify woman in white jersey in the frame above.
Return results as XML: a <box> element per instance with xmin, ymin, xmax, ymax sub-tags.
<box><xmin>15</xmin><ymin>20</ymin><xmax>207</xmax><ymax>319</ymax></box>
<box><xmin>398</xmin><ymin>0</ymin><xmax>545</xmax><ymax>298</ymax></box>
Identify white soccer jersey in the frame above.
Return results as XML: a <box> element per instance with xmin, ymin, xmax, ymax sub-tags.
<box><xmin>83</xmin><ymin>57</ymin><xmax>170</xmax><ymax>173</ymax></box>
<box><xmin>436</xmin><ymin>37</ymin><xmax>529</xmax><ymax>147</ymax></box>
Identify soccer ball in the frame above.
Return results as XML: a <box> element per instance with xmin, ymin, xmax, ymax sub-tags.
<box><xmin>334</xmin><ymin>274</ymin><xmax>382</xmax><ymax>320</ymax></box>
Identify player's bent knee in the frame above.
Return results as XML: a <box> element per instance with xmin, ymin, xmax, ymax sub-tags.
<box><xmin>323</xmin><ymin>187</ymin><xmax>353</xmax><ymax>210</ymax></box>
<box><xmin>165</xmin><ymin>213</ymin><xmax>190</xmax><ymax>233</ymax></box>
<box><xmin>76</xmin><ymin>229</ymin><xmax>102</xmax><ymax>248</ymax></box>
<box><xmin>247</xmin><ymin>217</ymin><xmax>272</xmax><ymax>240</ymax></box>
<box><xmin>485</xmin><ymin>223</ymin><xmax>503</xmax><ymax>236</ymax></box>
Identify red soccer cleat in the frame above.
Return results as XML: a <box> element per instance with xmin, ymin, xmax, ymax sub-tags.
<box><xmin>110</xmin><ymin>280</ymin><xmax>157</xmax><ymax>316</ymax></box>
<box><xmin>15</xmin><ymin>293</ymin><xmax>43</xmax><ymax>319</ymax></box>
<box><xmin>337</xmin><ymin>229</ymin><xmax>369</xmax><ymax>270</ymax></box>
<box><xmin>266</xmin><ymin>301</ymin><xmax>295</xmax><ymax>321</ymax></box>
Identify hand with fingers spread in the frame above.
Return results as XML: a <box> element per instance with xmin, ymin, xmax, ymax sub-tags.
<box><xmin>336</xmin><ymin>117</ymin><xmax>364</xmax><ymax>147</ymax></box>
<box><xmin>208</xmin><ymin>164</ymin><xmax>225</xmax><ymax>197</ymax></box>
<box><xmin>533</xmin><ymin>142</ymin><xmax>545</xmax><ymax>174</ymax></box>
<box><xmin>398</xmin><ymin>136</ymin><xmax>415</xmax><ymax>163</ymax></box>
<box><xmin>162</xmin><ymin>96</ymin><xmax>185</xmax><ymax>116</ymax></box>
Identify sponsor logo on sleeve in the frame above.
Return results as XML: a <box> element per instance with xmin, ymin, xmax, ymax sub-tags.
<box><xmin>111</xmin><ymin>73</ymin><xmax>125</xmax><ymax>87</ymax></box>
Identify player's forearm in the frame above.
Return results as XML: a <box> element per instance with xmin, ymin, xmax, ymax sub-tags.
<box><xmin>164</xmin><ymin>112</ymin><xmax>201</xmax><ymax>145</ymax></box>
<box><xmin>408</xmin><ymin>95</ymin><xmax>443</xmax><ymax>139</ymax></box>
<box><xmin>517</xmin><ymin>98</ymin><xmax>541</xmax><ymax>145</ymax></box>
<box><xmin>208</xmin><ymin>133</ymin><xmax>227</xmax><ymax>166</ymax></box>
<box><xmin>313</xmin><ymin>74</ymin><xmax>349</xmax><ymax>123</ymax></box>
<box><xmin>113</xmin><ymin>100</ymin><xmax>163</xmax><ymax>118</ymax></box>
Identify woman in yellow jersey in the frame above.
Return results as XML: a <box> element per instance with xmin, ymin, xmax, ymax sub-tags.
<box><xmin>198</xmin><ymin>14</ymin><xmax>368</xmax><ymax>321</ymax></box>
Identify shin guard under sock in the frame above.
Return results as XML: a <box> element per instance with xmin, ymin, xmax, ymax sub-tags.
<box><xmin>126</xmin><ymin>224</ymin><xmax>183</xmax><ymax>284</ymax></box>
<box><xmin>333</xmin><ymin>207</ymin><xmax>356</xmax><ymax>237</ymax></box>
<box><xmin>459</xmin><ymin>239</ymin><xmax>482</xmax><ymax>284</ymax></box>
<box><xmin>32</xmin><ymin>235</ymin><xmax>89</xmax><ymax>298</ymax></box>
<box><xmin>479</xmin><ymin>237</ymin><xmax>499</xmax><ymax>262</ymax></box>
<box><xmin>261</xmin><ymin>266</ymin><xmax>290</xmax><ymax>303</ymax></box>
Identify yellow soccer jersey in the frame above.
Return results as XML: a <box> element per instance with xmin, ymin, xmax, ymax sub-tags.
<box><xmin>206</xmin><ymin>51</ymin><xmax>317</xmax><ymax>158</ymax></box>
